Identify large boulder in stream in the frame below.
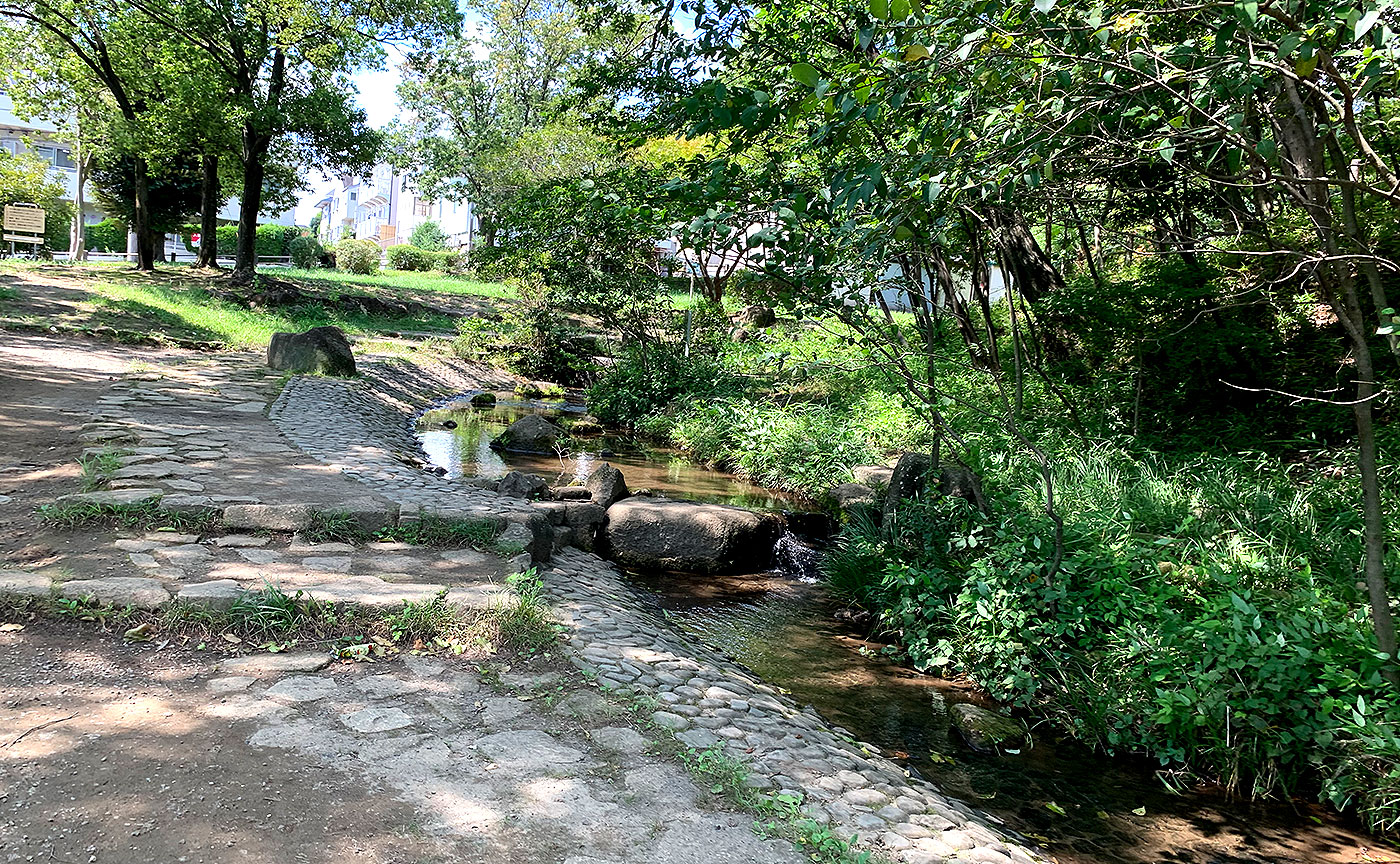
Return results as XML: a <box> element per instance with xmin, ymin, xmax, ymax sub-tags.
<box><xmin>949</xmin><ymin>703</ymin><xmax>1028</xmax><ymax>754</ymax></box>
<box><xmin>491</xmin><ymin>414</ymin><xmax>562</xmax><ymax>454</ymax></box>
<box><xmin>585</xmin><ymin>463</ymin><xmax>630</xmax><ymax>508</ymax></box>
<box><xmin>267</xmin><ymin>326</ymin><xmax>356</xmax><ymax>376</ymax></box>
<box><xmin>603</xmin><ymin>497</ymin><xmax>783</xmax><ymax>574</ymax></box>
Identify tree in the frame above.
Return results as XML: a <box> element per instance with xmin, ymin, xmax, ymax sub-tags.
<box><xmin>408</xmin><ymin>219</ymin><xmax>447</xmax><ymax>251</ymax></box>
<box><xmin>89</xmin><ymin>153</ymin><xmax>203</xmax><ymax>254</ymax></box>
<box><xmin>121</xmin><ymin>0</ymin><xmax>458</xmax><ymax>278</ymax></box>
<box><xmin>390</xmin><ymin>0</ymin><xmax>636</xmax><ymax>240</ymax></box>
<box><xmin>0</xmin><ymin>1</ymin><xmax>168</xmax><ymax>268</ymax></box>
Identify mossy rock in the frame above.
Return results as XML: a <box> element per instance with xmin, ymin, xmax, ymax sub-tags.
<box><xmin>470</xmin><ymin>392</ymin><xmax>497</xmax><ymax>408</ymax></box>
<box><xmin>949</xmin><ymin>703</ymin><xmax>1027</xmax><ymax>754</ymax></box>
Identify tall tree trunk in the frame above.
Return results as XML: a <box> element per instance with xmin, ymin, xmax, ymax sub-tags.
<box><xmin>69</xmin><ymin>151</ymin><xmax>87</xmax><ymax>263</ymax></box>
<box><xmin>197</xmin><ymin>152</ymin><xmax>220</xmax><ymax>268</ymax></box>
<box><xmin>132</xmin><ymin>156</ymin><xmax>155</xmax><ymax>270</ymax></box>
<box><xmin>234</xmin><ymin>147</ymin><xmax>265</xmax><ymax>278</ymax></box>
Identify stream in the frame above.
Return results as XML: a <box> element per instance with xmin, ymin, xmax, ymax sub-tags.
<box><xmin>417</xmin><ymin>398</ymin><xmax>1389</xmax><ymax>864</ymax></box>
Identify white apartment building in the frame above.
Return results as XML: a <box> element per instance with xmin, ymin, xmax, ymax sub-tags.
<box><xmin>1</xmin><ymin>91</ymin><xmax>293</xmax><ymax>253</ymax></box>
<box><xmin>312</xmin><ymin>164</ymin><xmax>479</xmax><ymax>250</ymax></box>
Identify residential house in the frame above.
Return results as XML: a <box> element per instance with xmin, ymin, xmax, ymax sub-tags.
<box><xmin>312</xmin><ymin>164</ymin><xmax>479</xmax><ymax>250</ymax></box>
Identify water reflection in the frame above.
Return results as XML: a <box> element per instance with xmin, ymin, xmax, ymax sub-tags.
<box><xmin>415</xmin><ymin>402</ymin><xmax>815</xmax><ymax>512</ymax></box>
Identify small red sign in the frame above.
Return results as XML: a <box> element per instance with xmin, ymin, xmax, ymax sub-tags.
<box><xmin>191</xmin><ymin>232</ymin><xmax>201</xmax><ymax>244</ymax></box>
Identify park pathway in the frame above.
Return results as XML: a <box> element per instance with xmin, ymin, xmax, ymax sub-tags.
<box><xmin>0</xmin><ymin>333</ymin><xmax>1046</xmax><ymax>864</ymax></box>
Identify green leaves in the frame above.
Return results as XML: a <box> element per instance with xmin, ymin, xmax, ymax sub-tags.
<box><xmin>1234</xmin><ymin>0</ymin><xmax>1259</xmax><ymax>25</ymax></box>
<box><xmin>791</xmin><ymin>63</ymin><xmax>820</xmax><ymax>88</ymax></box>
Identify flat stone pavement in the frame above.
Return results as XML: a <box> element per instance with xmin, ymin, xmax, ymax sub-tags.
<box><xmin>0</xmin><ymin>625</ymin><xmax>805</xmax><ymax>864</ymax></box>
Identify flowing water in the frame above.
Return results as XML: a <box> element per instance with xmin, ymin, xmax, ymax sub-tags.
<box><xmin>415</xmin><ymin>398</ymin><xmax>1391</xmax><ymax>864</ymax></box>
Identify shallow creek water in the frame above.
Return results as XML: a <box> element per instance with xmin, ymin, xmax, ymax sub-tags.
<box><xmin>417</xmin><ymin>400</ymin><xmax>1390</xmax><ymax>864</ymax></box>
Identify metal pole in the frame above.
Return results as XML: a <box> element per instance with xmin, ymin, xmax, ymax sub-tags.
<box><xmin>684</xmin><ymin>273</ymin><xmax>695</xmax><ymax>358</ymax></box>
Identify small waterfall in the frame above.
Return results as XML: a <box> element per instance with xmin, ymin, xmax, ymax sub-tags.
<box><xmin>773</xmin><ymin>531</ymin><xmax>823</xmax><ymax>582</ymax></box>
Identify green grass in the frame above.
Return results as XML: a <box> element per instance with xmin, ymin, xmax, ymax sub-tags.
<box><xmin>282</xmin><ymin>267</ymin><xmax>515</xmax><ymax>301</ymax></box>
<box><xmin>77</xmin><ymin>447</ymin><xmax>127</xmax><ymax>491</ymax></box>
<box><xmin>0</xmin><ymin>285</ymin><xmax>18</xmax><ymax>303</ymax></box>
<box><xmin>301</xmin><ymin>511</ymin><xmax>503</xmax><ymax>550</ymax></box>
<box><xmin>84</xmin><ymin>278</ymin><xmax>455</xmax><ymax>349</ymax></box>
<box><xmin>35</xmin><ymin>498</ymin><xmax>222</xmax><ymax>533</ymax></box>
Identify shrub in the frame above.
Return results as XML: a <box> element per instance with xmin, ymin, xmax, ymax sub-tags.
<box><xmin>409</xmin><ymin>220</ymin><xmax>448</xmax><ymax>251</ymax></box>
<box><xmin>288</xmin><ymin>234</ymin><xmax>324</xmax><ymax>269</ymax></box>
<box><xmin>386</xmin><ymin>244</ymin><xmax>434</xmax><ymax>271</ymax></box>
<box><xmin>336</xmin><ymin>238</ymin><xmax>382</xmax><ymax>274</ymax></box>
<box><xmin>255</xmin><ymin>223</ymin><xmax>298</xmax><ymax>258</ymax></box>
<box><xmin>215</xmin><ymin>224</ymin><xmax>239</xmax><ymax>254</ymax></box>
<box><xmin>588</xmin><ymin>346</ymin><xmax>742</xmax><ymax>426</ymax></box>
<box><xmin>84</xmin><ymin>217</ymin><xmax>127</xmax><ymax>253</ymax></box>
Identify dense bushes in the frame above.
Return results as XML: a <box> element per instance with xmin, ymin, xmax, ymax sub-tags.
<box><xmin>386</xmin><ymin>244</ymin><xmax>465</xmax><ymax>272</ymax></box>
<box><xmin>84</xmin><ymin>217</ymin><xmax>127</xmax><ymax>252</ymax></box>
<box><xmin>190</xmin><ymin>223</ymin><xmax>301</xmax><ymax>259</ymax></box>
<box><xmin>335</xmin><ymin>238</ymin><xmax>381</xmax><ymax>274</ymax></box>
<box><xmin>453</xmin><ymin>275</ymin><xmax>595</xmax><ymax>384</ymax></box>
<box><xmin>822</xmin><ymin>445</ymin><xmax>1400</xmax><ymax>829</ymax></box>
<box><xmin>288</xmin><ymin>235</ymin><xmax>324</xmax><ymax>268</ymax></box>
<box><xmin>408</xmin><ymin>220</ymin><xmax>447</xmax><ymax>251</ymax></box>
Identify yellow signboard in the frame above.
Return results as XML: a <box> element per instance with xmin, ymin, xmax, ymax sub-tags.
<box><xmin>3</xmin><ymin>205</ymin><xmax>46</xmax><ymax>235</ymax></box>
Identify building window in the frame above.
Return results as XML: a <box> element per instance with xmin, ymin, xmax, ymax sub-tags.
<box><xmin>35</xmin><ymin>145</ymin><xmax>57</xmax><ymax>165</ymax></box>
<box><xmin>414</xmin><ymin>199</ymin><xmax>431</xmax><ymax>217</ymax></box>
<box><xmin>349</xmin><ymin>191</ymin><xmax>357</xmax><ymax>202</ymax></box>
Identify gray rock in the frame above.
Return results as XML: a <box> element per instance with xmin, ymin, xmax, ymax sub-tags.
<box><xmin>475</xmin><ymin>730</ymin><xmax>584</xmax><ymax>771</ymax></box>
<box><xmin>675</xmin><ymin>729</ymin><xmax>721</xmax><ymax>749</ymax></box>
<box><xmin>0</xmin><ymin>571</ymin><xmax>52</xmax><ymax>600</ymax></box>
<box><xmin>267</xmin><ymin>326</ymin><xmax>356</xmax><ymax>377</ymax></box>
<box><xmin>549</xmin><ymin>486</ymin><xmax>593</xmax><ymax>501</ymax></box>
<box><xmin>214</xmin><ymin>535</ymin><xmax>271</xmax><ymax>548</ymax></box>
<box><xmin>490</xmin><ymin>414</ymin><xmax>562</xmax><ymax>454</ymax></box>
<box><xmin>220</xmin><ymin>653</ymin><xmax>332</xmax><ymax>677</ymax></box>
<box><xmin>223</xmin><ymin>503</ymin><xmax>313</xmax><ymax>532</ymax></box>
<box><xmin>585</xmin><ymin>463</ymin><xmax>629</xmax><ymax>509</ymax></box>
<box><xmin>176</xmin><ymin>579</ymin><xmax>244</xmax><ymax>612</ymax></box>
<box><xmin>883</xmin><ymin>451</ymin><xmax>933</xmax><ymax>524</ymax></box>
<box><xmin>497</xmin><ymin>471</ymin><xmax>549</xmax><ymax>499</ymax></box>
<box><xmin>651</xmin><ymin>711</ymin><xmax>690</xmax><ymax>731</ymax></box>
<box><xmin>939</xmin><ymin>463</ymin><xmax>988</xmax><ymax>510</ymax></box>
<box><xmin>235</xmin><ymin>548</ymin><xmax>280</xmax><ymax>564</ymax></box>
<box><xmin>852</xmin><ymin>464</ymin><xmax>895</xmax><ymax>487</ymax></box>
<box><xmin>949</xmin><ymin>703</ymin><xmax>1027</xmax><ymax>754</ymax></box>
<box><xmin>737</xmin><ymin>304</ymin><xmax>777</xmax><ymax>328</ymax></box>
<box><xmin>562</xmin><ymin>502</ymin><xmax>606</xmax><ymax>552</ymax></box>
<box><xmin>60</xmin><ymin>576</ymin><xmax>170</xmax><ymax>609</ymax></box>
<box><xmin>158</xmin><ymin>495</ymin><xmax>221</xmax><ymax>517</ymax></box>
<box><xmin>480</xmin><ymin>696</ymin><xmax>530</xmax><ymax>726</ymax></box>
<box><xmin>829</xmin><ymin>483</ymin><xmax>877</xmax><ymax>510</ymax></box>
<box><xmin>604</xmin><ymin>498</ymin><xmax>782</xmax><ymax>574</ymax></box>
<box><xmin>265</xmin><ymin>675</ymin><xmax>339</xmax><ymax>703</ymax></box>
<box><xmin>340</xmin><ymin>706</ymin><xmax>414</xmax><ymax>733</ymax></box>
<box><xmin>469</xmin><ymin>391</ymin><xmax>496</xmax><ymax>408</ymax></box>
<box><xmin>591</xmin><ymin>726</ymin><xmax>647</xmax><ymax>755</ymax></box>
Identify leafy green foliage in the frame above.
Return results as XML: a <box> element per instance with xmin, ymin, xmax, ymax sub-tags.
<box><xmin>336</xmin><ymin>239</ymin><xmax>382</xmax><ymax>275</ymax></box>
<box><xmin>408</xmin><ymin>220</ymin><xmax>447</xmax><ymax>251</ymax></box>
<box><xmin>84</xmin><ymin>218</ymin><xmax>128</xmax><ymax>253</ymax></box>
<box><xmin>587</xmin><ymin>344</ymin><xmax>742</xmax><ymax>426</ymax></box>
<box><xmin>288</xmin><ymin>234</ymin><xmax>324</xmax><ymax>269</ymax></box>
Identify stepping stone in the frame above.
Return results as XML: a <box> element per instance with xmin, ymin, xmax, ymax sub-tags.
<box><xmin>359</xmin><ymin>555</ymin><xmax>422</xmax><ymax>573</ymax></box>
<box><xmin>177</xmin><ymin>579</ymin><xmax>244</xmax><ymax>612</ymax></box>
<box><xmin>224</xmin><ymin>503</ymin><xmax>313</xmax><ymax>532</ymax></box>
<box><xmin>145</xmin><ymin>533</ymin><xmax>199</xmax><ymax>544</ymax></box>
<box><xmin>591</xmin><ymin>727</ymin><xmax>647</xmax><ymax>755</ymax></box>
<box><xmin>215</xmin><ymin>535</ymin><xmax>271</xmax><ymax>548</ymax></box>
<box><xmin>131</xmin><ymin>447</ymin><xmax>176</xmax><ymax>456</ymax></box>
<box><xmin>163</xmin><ymin>479</ymin><xmax>205</xmax><ymax>492</ymax></box>
<box><xmin>0</xmin><ymin>571</ymin><xmax>52</xmax><ymax>600</ymax></box>
<box><xmin>115</xmin><ymin>539</ymin><xmax>162</xmax><ymax>552</ymax></box>
<box><xmin>228</xmin><ymin>402</ymin><xmax>266</xmax><ymax>413</ymax></box>
<box><xmin>208</xmin><ymin>676</ymin><xmax>255</xmax><ymax>694</ymax></box>
<box><xmin>475</xmin><ymin>730</ymin><xmax>584</xmax><ymax>771</ymax></box>
<box><xmin>340</xmin><ymin>707</ymin><xmax>414</xmax><ymax>733</ymax></box>
<box><xmin>289</xmin><ymin>542</ymin><xmax>356</xmax><ymax>554</ymax></box>
<box><xmin>676</xmin><ymin>729</ymin><xmax>721</xmax><ymax>750</ymax></box>
<box><xmin>303</xmin><ymin>576</ymin><xmax>444</xmax><ymax>609</ymax></box>
<box><xmin>128</xmin><ymin>553</ymin><xmax>160</xmax><ymax>569</ymax></box>
<box><xmin>265</xmin><ymin>676</ymin><xmax>338</xmax><ymax>703</ymax></box>
<box><xmin>236</xmin><ymin>549</ymin><xmax>281</xmax><ymax>564</ymax></box>
<box><xmin>480</xmin><ymin>697</ymin><xmax>530</xmax><ymax>726</ymax></box>
<box><xmin>301</xmin><ymin>556</ymin><xmax>352</xmax><ymax>573</ymax></box>
<box><xmin>60</xmin><ymin>577</ymin><xmax>170</xmax><ymax>609</ymax></box>
<box><xmin>183</xmin><ymin>451</ymin><xmax>225</xmax><ymax>460</ymax></box>
<box><xmin>652</xmin><ymin>711</ymin><xmax>690</xmax><ymax>731</ymax></box>
<box><xmin>219</xmin><ymin>653</ymin><xmax>332</xmax><ymax>677</ymax></box>
<box><xmin>55</xmin><ymin>488</ymin><xmax>163</xmax><ymax>507</ymax></box>
<box><xmin>355</xmin><ymin>674</ymin><xmax>414</xmax><ymax>699</ymax></box>
<box><xmin>440</xmin><ymin>549</ymin><xmax>489</xmax><ymax>566</ymax></box>
<box><xmin>111</xmin><ymin>463</ymin><xmax>177</xmax><ymax>480</ymax></box>
<box><xmin>155</xmin><ymin>544</ymin><xmax>212</xmax><ymax>564</ymax></box>
<box><xmin>403</xmin><ymin>656</ymin><xmax>445</xmax><ymax>677</ymax></box>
